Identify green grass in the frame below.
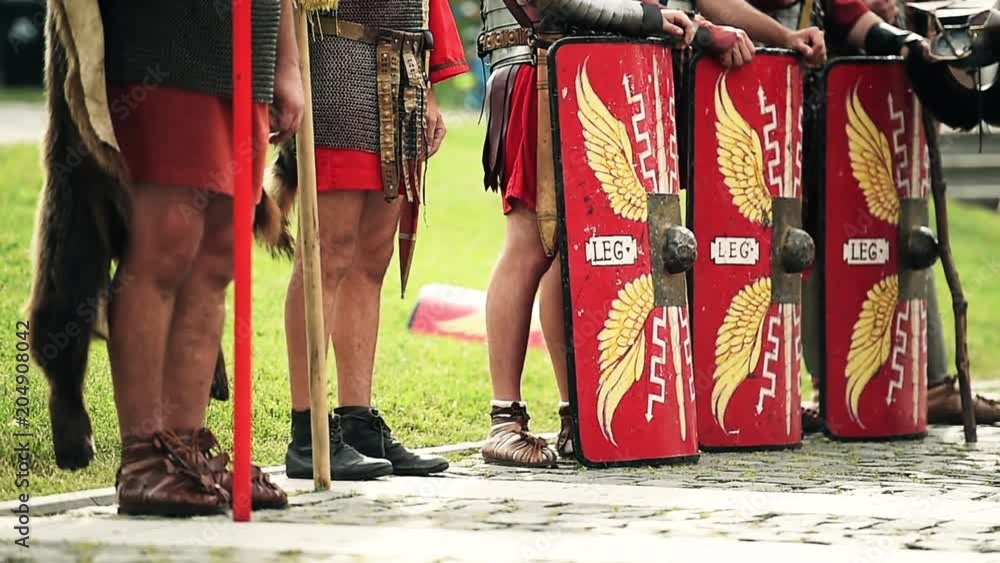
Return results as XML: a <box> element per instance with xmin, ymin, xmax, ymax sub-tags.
<box><xmin>0</xmin><ymin>88</ymin><xmax>44</xmax><ymax>104</ymax></box>
<box><xmin>2</xmin><ymin>123</ymin><xmax>1000</xmax><ymax>499</ymax></box>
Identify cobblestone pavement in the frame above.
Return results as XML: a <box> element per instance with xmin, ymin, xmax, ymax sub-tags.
<box><xmin>2</xmin><ymin>426</ymin><xmax>998</xmax><ymax>562</ymax></box>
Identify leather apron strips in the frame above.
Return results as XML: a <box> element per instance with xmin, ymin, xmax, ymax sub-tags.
<box><xmin>482</xmin><ymin>64</ymin><xmax>520</xmax><ymax>191</ymax></box>
<box><xmin>317</xmin><ymin>16</ymin><xmax>429</xmax><ymax>201</ymax></box>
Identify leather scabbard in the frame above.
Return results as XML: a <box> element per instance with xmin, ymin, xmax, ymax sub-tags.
<box><xmin>536</xmin><ymin>45</ymin><xmax>558</xmax><ymax>257</ymax></box>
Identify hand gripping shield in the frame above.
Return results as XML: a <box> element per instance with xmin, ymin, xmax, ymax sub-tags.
<box><xmin>685</xmin><ymin>51</ymin><xmax>813</xmax><ymax>450</ymax></box>
<box><xmin>819</xmin><ymin>58</ymin><xmax>939</xmax><ymax>440</ymax></box>
<box><xmin>549</xmin><ymin>37</ymin><xmax>699</xmax><ymax>467</ymax></box>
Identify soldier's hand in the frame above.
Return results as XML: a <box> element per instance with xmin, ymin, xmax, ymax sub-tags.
<box><xmin>426</xmin><ymin>89</ymin><xmax>446</xmax><ymax>158</ymax></box>
<box><xmin>865</xmin><ymin>0</ymin><xmax>900</xmax><ymax>23</ymax></box>
<box><xmin>786</xmin><ymin>27</ymin><xmax>827</xmax><ymax>67</ymax></box>
<box><xmin>717</xmin><ymin>26</ymin><xmax>755</xmax><ymax>68</ymax></box>
<box><xmin>660</xmin><ymin>9</ymin><xmax>696</xmax><ymax>46</ymax></box>
<box><xmin>270</xmin><ymin>56</ymin><xmax>304</xmax><ymax>145</ymax></box>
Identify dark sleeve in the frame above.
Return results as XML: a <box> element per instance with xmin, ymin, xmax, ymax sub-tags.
<box><xmin>825</xmin><ymin>0</ymin><xmax>870</xmax><ymax>46</ymax></box>
<box><xmin>530</xmin><ymin>0</ymin><xmax>664</xmax><ymax>36</ymax></box>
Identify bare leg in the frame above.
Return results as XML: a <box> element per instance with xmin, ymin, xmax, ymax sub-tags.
<box><xmin>540</xmin><ymin>260</ymin><xmax>570</xmax><ymax>403</ymax></box>
<box><xmin>162</xmin><ymin>194</ymin><xmax>234</xmax><ymax>431</ymax></box>
<box><xmin>109</xmin><ymin>184</ymin><xmax>205</xmax><ymax>440</ymax></box>
<box><xmin>286</xmin><ymin>191</ymin><xmax>365</xmax><ymax>411</ymax></box>
<box><xmin>333</xmin><ymin>192</ymin><xmax>401</xmax><ymax>407</ymax></box>
<box><xmin>482</xmin><ymin>205</ymin><xmax>560</xmax><ymax>468</ymax></box>
<box><xmin>486</xmin><ymin>205</ymin><xmax>555</xmax><ymax>401</ymax></box>
<box><xmin>283</xmin><ymin>192</ymin><xmax>396</xmax><ymax>482</ymax></box>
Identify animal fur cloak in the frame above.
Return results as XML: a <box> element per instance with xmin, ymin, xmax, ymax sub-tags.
<box><xmin>28</xmin><ymin>0</ymin><xmax>292</xmax><ymax>470</ymax></box>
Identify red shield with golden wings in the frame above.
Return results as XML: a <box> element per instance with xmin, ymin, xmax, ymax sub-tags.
<box><xmin>549</xmin><ymin>38</ymin><xmax>698</xmax><ymax>466</ymax></box>
<box><xmin>820</xmin><ymin>59</ymin><xmax>935</xmax><ymax>440</ymax></box>
<box><xmin>686</xmin><ymin>51</ymin><xmax>811</xmax><ymax>450</ymax></box>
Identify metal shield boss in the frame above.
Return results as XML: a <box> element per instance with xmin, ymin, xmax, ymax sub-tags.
<box><xmin>549</xmin><ymin>38</ymin><xmax>699</xmax><ymax>466</ymax></box>
<box><xmin>686</xmin><ymin>51</ymin><xmax>812</xmax><ymax>450</ymax></box>
<box><xmin>820</xmin><ymin>59</ymin><xmax>936</xmax><ymax>440</ymax></box>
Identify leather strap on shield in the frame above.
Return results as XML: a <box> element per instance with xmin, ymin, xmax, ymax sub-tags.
<box><xmin>536</xmin><ymin>45</ymin><xmax>558</xmax><ymax>257</ymax></box>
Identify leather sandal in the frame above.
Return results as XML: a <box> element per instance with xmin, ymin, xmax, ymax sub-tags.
<box><xmin>928</xmin><ymin>377</ymin><xmax>1000</xmax><ymax>425</ymax></box>
<box><xmin>481</xmin><ymin>404</ymin><xmax>557</xmax><ymax>468</ymax></box>
<box><xmin>116</xmin><ymin>431</ymin><xmax>229</xmax><ymax>517</ymax></box>
<box><xmin>192</xmin><ymin>428</ymin><xmax>288</xmax><ymax>510</ymax></box>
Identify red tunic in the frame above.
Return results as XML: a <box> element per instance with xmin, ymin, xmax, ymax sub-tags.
<box><xmin>107</xmin><ymin>85</ymin><xmax>270</xmax><ymax>201</ymax></box>
<box><xmin>496</xmin><ymin>64</ymin><xmax>538</xmax><ymax>214</ymax></box>
<box><xmin>315</xmin><ymin>0</ymin><xmax>470</xmax><ymax>192</ymax></box>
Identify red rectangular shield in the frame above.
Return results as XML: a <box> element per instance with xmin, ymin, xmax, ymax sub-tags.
<box><xmin>549</xmin><ymin>37</ymin><xmax>699</xmax><ymax>466</ymax></box>
<box><xmin>686</xmin><ymin>51</ymin><xmax>808</xmax><ymax>450</ymax></box>
<box><xmin>819</xmin><ymin>58</ymin><xmax>931</xmax><ymax>440</ymax></box>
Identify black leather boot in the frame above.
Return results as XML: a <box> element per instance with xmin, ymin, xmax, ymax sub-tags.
<box><xmin>285</xmin><ymin>410</ymin><xmax>393</xmax><ymax>481</ymax></box>
<box><xmin>337</xmin><ymin>407</ymin><xmax>449</xmax><ymax>476</ymax></box>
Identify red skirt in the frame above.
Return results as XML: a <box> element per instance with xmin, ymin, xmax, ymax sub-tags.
<box><xmin>484</xmin><ymin>64</ymin><xmax>537</xmax><ymax>214</ymax></box>
<box><xmin>314</xmin><ymin>147</ymin><xmax>423</xmax><ymax>195</ymax></box>
<box><xmin>315</xmin><ymin>148</ymin><xmax>381</xmax><ymax>191</ymax></box>
<box><xmin>107</xmin><ymin>84</ymin><xmax>269</xmax><ymax>201</ymax></box>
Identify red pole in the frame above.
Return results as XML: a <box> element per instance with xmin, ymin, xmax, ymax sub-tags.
<box><xmin>232</xmin><ymin>0</ymin><xmax>253</xmax><ymax>522</ymax></box>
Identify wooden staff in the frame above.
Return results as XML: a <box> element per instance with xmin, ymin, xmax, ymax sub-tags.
<box><xmin>296</xmin><ymin>0</ymin><xmax>337</xmax><ymax>489</ymax></box>
<box><xmin>923</xmin><ymin>110</ymin><xmax>977</xmax><ymax>443</ymax></box>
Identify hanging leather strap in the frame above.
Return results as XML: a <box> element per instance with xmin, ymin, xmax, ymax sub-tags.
<box><xmin>535</xmin><ymin>42</ymin><xmax>558</xmax><ymax>257</ymax></box>
<box><xmin>502</xmin><ymin>0</ymin><xmax>535</xmax><ymax>30</ymax></box>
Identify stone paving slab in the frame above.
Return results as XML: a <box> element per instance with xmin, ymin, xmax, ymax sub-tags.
<box><xmin>7</xmin><ymin>519</ymin><xmax>1000</xmax><ymax>563</ymax></box>
<box><xmin>1</xmin><ymin>426</ymin><xmax>998</xmax><ymax>562</ymax></box>
<box><xmin>452</xmin><ymin>426</ymin><xmax>1000</xmax><ymax>502</ymax></box>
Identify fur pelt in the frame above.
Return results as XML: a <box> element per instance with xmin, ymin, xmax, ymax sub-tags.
<box><xmin>28</xmin><ymin>1</ymin><xmax>289</xmax><ymax>470</ymax></box>
<box><xmin>269</xmin><ymin>140</ymin><xmax>299</xmax><ymax>234</ymax></box>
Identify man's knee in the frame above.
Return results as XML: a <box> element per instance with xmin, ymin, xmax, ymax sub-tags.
<box><xmin>196</xmin><ymin>228</ymin><xmax>235</xmax><ymax>288</ymax></box>
<box><xmin>504</xmin><ymin>238</ymin><xmax>553</xmax><ymax>281</ymax></box>
<box><xmin>129</xmin><ymin>204</ymin><xmax>204</xmax><ymax>289</ymax></box>
<box><xmin>320</xmin><ymin>237</ymin><xmax>357</xmax><ymax>290</ymax></box>
<box><xmin>353</xmin><ymin>240</ymin><xmax>395</xmax><ymax>285</ymax></box>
